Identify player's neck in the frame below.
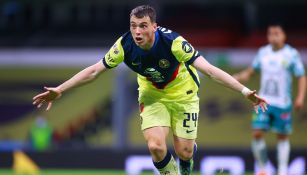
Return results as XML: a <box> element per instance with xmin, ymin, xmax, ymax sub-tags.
<box><xmin>272</xmin><ymin>43</ymin><xmax>285</xmax><ymax>51</ymax></box>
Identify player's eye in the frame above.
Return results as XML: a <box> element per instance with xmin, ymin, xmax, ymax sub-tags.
<box><xmin>130</xmin><ymin>24</ymin><xmax>137</xmax><ymax>29</ymax></box>
<box><xmin>140</xmin><ymin>25</ymin><xmax>147</xmax><ymax>29</ymax></box>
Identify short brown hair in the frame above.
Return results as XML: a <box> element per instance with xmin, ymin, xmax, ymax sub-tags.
<box><xmin>130</xmin><ymin>5</ymin><xmax>156</xmax><ymax>23</ymax></box>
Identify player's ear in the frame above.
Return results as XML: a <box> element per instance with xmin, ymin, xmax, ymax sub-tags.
<box><xmin>153</xmin><ymin>22</ymin><xmax>157</xmax><ymax>32</ymax></box>
<box><xmin>282</xmin><ymin>31</ymin><xmax>287</xmax><ymax>42</ymax></box>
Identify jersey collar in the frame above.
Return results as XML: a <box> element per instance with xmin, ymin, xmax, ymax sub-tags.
<box><xmin>136</xmin><ymin>31</ymin><xmax>159</xmax><ymax>55</ymax></box>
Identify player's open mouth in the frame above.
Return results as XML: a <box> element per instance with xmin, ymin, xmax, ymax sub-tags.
<box><xmin>135</xmin><ymin>37</ymin><xmax>143</xmax><ymax>43</ymax></box>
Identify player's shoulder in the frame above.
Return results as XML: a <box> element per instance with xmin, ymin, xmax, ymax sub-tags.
<box><xmin>256</xmin><ymin>44</ymin><xmax>271</xmax><ymax>57</ymax></box>
<box><xmin>258</xmin><ymin>44</ymin><xmax>271</xmax><ymax>52</ymax></box>
<box><xmin>116</xmin><ymin>31</ymin><xmax>135</xmax><ymax>52</ymax></box>
<box><xmin>157</xmin><ymin>26</ymin><xmax>180</xmax><ymax>42</ymax></box>
<box><xmin>120</xmin><ymin>31</ymin><xmax>133</xmax><ymax>45</ymax></box>
<box><xmin>283</xmin><ymin>44</ymin><xmax>299</xmax><ymax>55</ymax></box>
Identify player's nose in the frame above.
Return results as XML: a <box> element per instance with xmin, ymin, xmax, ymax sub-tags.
<box><xmin>135</xmin><ymin>27</ymin><xmax>141</xmax><ymax>35</ymax></box>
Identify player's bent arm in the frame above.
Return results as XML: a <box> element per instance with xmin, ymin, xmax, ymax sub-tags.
<box><xmin>294</xmin><ymin>75</ymin><xmax>306</xmax><ymax>110</ymax></box>
<box><xmin>192</xmin><ymin>56</ymin><xmax>246</xmax><ymax>93</ymax></box>
<box><xmin>297</xmin><ymin>76</ymin><xmax>306</xmax><ymax>100</ymax></box>
<box><xmin>57</xmin><ymin>60</ymin><xmax>107</xmax><ymax>93</ymax></box>
<box><xmin>233</xmin><ymin>67</ymin><xmax>255</xmax><ymax>82</ymax></box>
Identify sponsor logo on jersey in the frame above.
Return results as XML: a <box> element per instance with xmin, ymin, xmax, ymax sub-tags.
<box><xmin>182</xmin><ymin>41</ymin><xmax>193</xmax><ymax>53</ymax></box>
<box><xmin>112</xmin><ymin>44</ymin><xmax>119</xmax><ymax>55</ymax></box>
<box><xmin>159</xmin><ymin>59</ymin><xmax>170</xmax><ymax>69</ymax></box>
<box><xmin>144</xmin><ymin>68</ymin><xmax>164</xmax><ymax>83</ymax></box>
<box><xmin>186</xmin><ymin>130</ymin><xmax>194</xmax><ymax>133</ymax></box>
<box><xmin>269</xmin><ymin>60</ymin><xmax>277</xmax><ymax>66</ymax></box>
<box><xmin>132</xmin><ymin>62</ymin><xmax>140</xmax><ymax>66</ymax></box>
<box><xmin>106</xmin><ymin>53</ymin><xmax>115</xmax><ymax>63</ymax></box>
<box><xmin>281</xmin><ymin>59</ymin><xmax>289</xmax><ymax>68</ymax></box>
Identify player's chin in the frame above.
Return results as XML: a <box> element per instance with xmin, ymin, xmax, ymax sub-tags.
<box><xmin>134</xmin><ymin>42</ymin><xmax>141</xmax><ymax>46</ymax></box>
<box><xmin>134</xmin><ymin>40</ymin><xmax>143</xmax><ymax>45</ymax></box>
<box><xmin>135</xmin><ymin>42</ymin><xmax>145</xmax><ymax>48</ymax></box>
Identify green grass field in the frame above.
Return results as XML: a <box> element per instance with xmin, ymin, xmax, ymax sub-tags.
<box><xmin>0</xmin><ymin>169</ymin><xmax>188</xmax><ymax>175</ymax></box>
<box><xmin>1</xmin><ymin>169</ymin><xmax>133</xmax><ymax>175</ymax></box>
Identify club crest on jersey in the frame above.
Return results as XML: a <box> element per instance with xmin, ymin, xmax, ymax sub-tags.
<box><xmin>182</xmin><ymin>41</ymin><xmax>193</xmax><ymax>53</ymax></box>
<box><xmin>159</xmin><ymin>59</ymin><xmax>170</xmax><ymax>69</ymax></box>
<box><xmin>281</xmin><ymin>59</ymin><xmax>289</xmax><ymax>68</ymax></box>
<box><xmin>112</xmin><ymin>44</ymin><xmax>119</xmax><ymax>55</ymax></box>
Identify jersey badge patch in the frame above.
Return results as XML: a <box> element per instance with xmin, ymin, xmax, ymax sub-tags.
<box><xmin>182</xmin><ymin>41</ymin><xmax>193</xmax><ymax>53</ymax></box>
<box><xmin>112</xmin><ymin>44</ymin><xmax>119</xmax><ymax>55</ymax></box>
<box><xmin>159</xmin><ymin>59</ymin><xmax>170</xmax><ymax>69</ymax></box>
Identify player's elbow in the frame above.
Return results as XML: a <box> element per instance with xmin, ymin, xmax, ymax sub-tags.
<box><xmin>239</xmin><ymin>74</ymin><xmax>251</xmax><ymax>82</ymax></box>
<box><xmin>299</xmin><ymin>75</ymin><xmax>306</xmax><ymax>81</ymax></box>
<box><xmin>236</xmin><ymin>71</ymin><xmax>253</xmax><ymax>82</ymax></box>
<box><xmin>84</xmin><ymin>65</ymin><xmax>101</xmax><ymax>81</ymax></box>
<box><xmin>88</xmin><ymin>69</ymin><xmax>100</xmax><ymax>80</ymax></box>
<box><xmin>298</xmin><ymin>76</ymin><xmax>306</xmax><ymax>87</ymax></box>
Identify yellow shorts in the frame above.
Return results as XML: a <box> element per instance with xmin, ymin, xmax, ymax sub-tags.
<box><xmin>139</xmin><ymin>98</ymin><xmax>199</xmax><ymax>139</ymax></box>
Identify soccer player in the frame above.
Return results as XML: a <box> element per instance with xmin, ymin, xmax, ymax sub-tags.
<box><xmin>33</xmin><ymin>5</ymin><xmax>267</xmax><ymax>175</ymax></box>
<box><xmin>234</xmin><ymin>24</ymin><xmax>306</xmax><ymax>175</ymax></box>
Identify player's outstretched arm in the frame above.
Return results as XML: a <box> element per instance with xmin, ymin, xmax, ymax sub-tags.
<box><xmin>33</xmin><ymin>61</ymin><xmax>107</xmax><ymax>111</ymax></box>
<box><xmin>294</xmin><ymin>76</ymin><xmax>306</xmax><ymax>111</ymax></box>
<box><xmin>192</xmin><ymin>56</ymin><xmax>267</xmax><ymax>113</ymax></box>
<box><xmin>232</xmin><ymin>67</ymin><xmax>255</xmax><ymax>82</ymax></box>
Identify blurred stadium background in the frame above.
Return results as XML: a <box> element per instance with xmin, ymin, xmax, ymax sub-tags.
<box><xmin>0</xmin><ymin>0</ymin><xmax>307</xmax><ymax>174</ymax></box>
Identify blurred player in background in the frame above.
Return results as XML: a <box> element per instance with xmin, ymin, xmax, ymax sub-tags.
<box><xmin>234</xmin><ymin>24</ymin><xmax>306</xmax><ymax>175</ymax></box>
<box><xmin>33</xmin><ymin>5</ymin><xmax>267</xmax><ymax>175</ymax></box>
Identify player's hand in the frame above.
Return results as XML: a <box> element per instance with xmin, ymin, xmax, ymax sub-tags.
<box><xmin>246</xmin><ymin>90</ymin><xmax>268</xmax><ymax>114</ymax></box>
<box><xmin>232</xmin><ymin>73</ymin><xmax>240</xmax><ymax>81</ymax></box>
<box><xmin>294</xmin><ymin>97</ymin><xmax>304</xmax><ymax>111</ymax></box>
<box><xmin>233</xmin><ymin>72</ymin><xmax>249</xmax><ymax>82</ymax></box>
<box><xmin>32</xmin><ymin>86</ymin><xmax>62</xmax><ymax>111</ymax></box>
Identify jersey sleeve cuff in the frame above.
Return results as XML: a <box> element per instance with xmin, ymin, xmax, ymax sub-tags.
<box><xmin>102</xmin><ymin>58</ymin><xmax>113</xmax><ymax>69</ymax></box>
<box><xmin>186</xmin><ymin>51</ymin><xmax>200</xmax><ymax>65</ymax></box>
<box><xmin>251</xmin><ymin>65</ymin><xmax>260</xmax><ymax>72</ymax></box>
<box><xmin>295</xmin><ymin>72</ymin><xmax>305</xmax><ymax>77</ymax></box>
<box><xmin>186</xmin><ymin>56</ymin><xmax>197</xmax><ymax>65</ymax></box>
